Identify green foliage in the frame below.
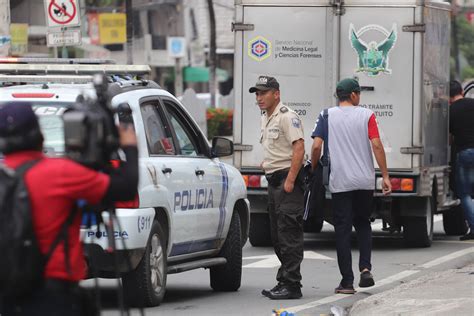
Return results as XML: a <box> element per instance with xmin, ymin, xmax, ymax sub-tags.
<box><xmin>461</xmin><ymin>66</ymin><xmax>474</xmax><ymax>81</ymax></box>
<box><xmin>457</xmin><ymin>17</ymin><xmax>474</xmax><ymax>65</ymax></box>
<box><xmin>206</xmin><ymin>108</ymin><xmax>233</xmax><ymax>139</ymax></box>
<box><xmin>452</xmin><ymin>15</ymin><xmax>474</xmax><ymax>81</ymax></box>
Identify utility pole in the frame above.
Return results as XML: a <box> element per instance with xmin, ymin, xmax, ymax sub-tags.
<box><xmin>207</xmin><ymin>0</ymin><xmax>217</xmax><ymax>108</ymax></box>
<box><xmin>125</xmin><ymin>0</ymin><xmax>133</xmax><ymax>64</ymax></box>
<box><xmin>452</xmin><ymin>0</ymin><xmax>461</xmax><ymax>80</ymax></box>
<box><xmin>0</xmin><ymin>0</ymin><xmax>11</xmax><ymax>57</ymax></box>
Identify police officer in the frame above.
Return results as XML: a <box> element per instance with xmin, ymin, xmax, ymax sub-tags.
<box><xmin>249</xmin><ymin>76</ymin><xmax>305</xmax><ymax>300</ymax></box>
<box><xmin>0</xmin><ymin>102</ymin><xmax>138</xmax><ymax>316</ymax></box>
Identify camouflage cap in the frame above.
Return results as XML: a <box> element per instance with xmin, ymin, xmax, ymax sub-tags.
<box><xmin>249</xmin><ymin>75</ymin><xmax>280</xmax><ymax>93</ymax></box>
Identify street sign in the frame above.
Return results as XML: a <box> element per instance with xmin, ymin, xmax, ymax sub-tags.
<box><xmin>167</xmin><ymin>37</ymin><xmax>186</xmax><ymax>58</ymax></box>
<box><xmin>47</xmin><ymin>28</ymin><xmax>81</xmax><ymax>47</ymax></box>
<box><xmin>87</xmin><ymin>13</ymin><xmax>100</xmax><ymax>45</ymax></box>
<box><xmin>98</xmin><ymin>13</ymin><xmax>126</xmax><ymax>45</ymax></box>
<box><xmin>10</xmin><ymin>24</ymin><xmax>28</xmax><ymax>56</ymax></box>
<box><xmin>44</xmin><ymin>0</ymin><xmax>81</xmax><ymax>28</ymax></box>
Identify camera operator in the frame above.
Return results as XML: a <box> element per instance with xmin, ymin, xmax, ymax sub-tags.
<box><xmin>0</xmin><ymin>101</ymin><xmax>138</xmax><ymax>316</ymax></box>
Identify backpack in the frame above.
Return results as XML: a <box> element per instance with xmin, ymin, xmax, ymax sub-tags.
<box><xmin>0</xmin><ymin>160</ymin><xmax>76</xmax><ymax>298</ymax></box>
<box><xmin>303</xmin><ymin>108</ymin><xmax>330</xmax><ymax>221</ymax></box>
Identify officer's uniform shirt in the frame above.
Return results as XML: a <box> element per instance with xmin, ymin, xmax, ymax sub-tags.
<box><xmin>260</xmin><ymin>102</ymin><xmax>304</xmax><ymax>174</ymax></box>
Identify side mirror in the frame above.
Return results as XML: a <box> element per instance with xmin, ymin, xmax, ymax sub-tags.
<box><xmin>211</xmin><ymin>137</ymin><xmax>234</xmax><ymax>158</ymax></box>
<box><xmin>464</xmin><ymin>80</ymin><xmax>474</xmax><ymax>97</ymax></box>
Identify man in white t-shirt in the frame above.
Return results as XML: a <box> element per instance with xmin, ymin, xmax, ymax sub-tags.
<box><xmin>310</xmin><ymin>78</ymin><xmax>391</xmax><ymax>294</ymax></box>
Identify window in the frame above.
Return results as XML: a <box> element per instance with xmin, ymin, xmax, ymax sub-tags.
<box><xmin>140</xmin><ymin>103</ymin><xmax>175</xmax><ymax>155</ymax></box>
<box><xmin>163</xmin><ymin>100</ymin><xmax>200</xmax><ymax>157</ymax></box>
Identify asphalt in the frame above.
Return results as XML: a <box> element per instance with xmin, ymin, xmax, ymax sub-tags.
<box><xmin>349</xmin><ymin>262</ymin><xmax>474</xmax><ymax>316</ymax></box>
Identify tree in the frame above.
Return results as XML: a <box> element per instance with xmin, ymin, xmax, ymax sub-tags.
<box><xmin>451</xmin><ymin>10</ymin><xmax>474</xmax><ymax>81</ymax></box>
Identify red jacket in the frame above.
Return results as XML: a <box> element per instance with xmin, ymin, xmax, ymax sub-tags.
<box><xmin>4</xmin><ymin>151</ymin><xmax>110</xmax><ymax>281</ymax></box>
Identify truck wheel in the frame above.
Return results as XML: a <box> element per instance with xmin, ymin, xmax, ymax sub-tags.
<box><xmin>249</xmin><ymin>213</ymin><xmax>272</xmax><ymax>247</ymax></box>
<box><xmin>403</xmin><ymin>196</ymin><xmax>434</xmax><ymax>248</ymax></box>
<box><xmin>210</xmin><ymin>212</ymin><xmax>242</xmax><ymax>291</ymax></box>
<box><xmin>443</xmin><ymin>205</ymin><xmax>468</xmax><ymax>235</ymax></box>
<box><xmin>304</xmin><ymin>216</ymin><xmax>324</xmax><ymax>233</ymax></box>
<box><xmin>123</xmin><ymin>220</ymin><xmax>167</xmax><ymax>307</ymax></box>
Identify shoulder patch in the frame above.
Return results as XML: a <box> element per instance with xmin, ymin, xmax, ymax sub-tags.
<box><xmin>292</xmin><ymin>118</ymin><xmax>301</xmax><ymax>128</ymax></box>
<box><xmin>280</xmin><ymin>106</ymin><xmax>289</xmax><ymax>113</ymax></box>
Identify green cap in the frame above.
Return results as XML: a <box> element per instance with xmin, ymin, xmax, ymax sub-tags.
<box><xmin>336</xmin><ymin>78</ymin><xmax>361</xmax><ymax>97</ymax></box>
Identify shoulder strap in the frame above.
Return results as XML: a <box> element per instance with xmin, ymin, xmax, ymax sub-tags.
<box><xmin>15</xmin><ymin>159</ymin><xmax>42</xmax><ymax>177</ymax></box>
<box><xmin>44</xmin><ymin>206</ymin><xmax>79</xmax><ymax>275</ymax></box>
<box><xmin>322</xmin><ymin>108</ymin><xmax>330</xmax><ymax>165</ymax></box>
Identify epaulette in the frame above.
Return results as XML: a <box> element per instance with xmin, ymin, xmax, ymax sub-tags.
<box><xmin>280</xmin><ymin>106</ymin><xmax>289</xmax><ymax>113</ymax></box>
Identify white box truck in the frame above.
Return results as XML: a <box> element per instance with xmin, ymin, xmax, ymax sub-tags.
<box><xmin>232</xmin><ymin>0</ymin><xmax>467</xmax><ymax>247</ymax></box>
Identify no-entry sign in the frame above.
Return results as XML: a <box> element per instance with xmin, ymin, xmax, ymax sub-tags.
<box><xmin>44</xmin><ymin>0</ymin><xmax>81</xmax><ymax>28</ymax></box>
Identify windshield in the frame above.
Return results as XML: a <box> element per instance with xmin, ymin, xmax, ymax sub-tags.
<box><xmin>33</xmin><ymin>103</ymin><xmax>72</xmax><ymax>154</ymax></box>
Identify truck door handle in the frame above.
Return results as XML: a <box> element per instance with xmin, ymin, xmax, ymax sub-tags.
<box><xmin>361</xmin><ymin>86</ymin><xmax>375</xmax><ymax>91</ymax></box>
<box><xmin>162</xmin><ymin>167</ymin><xmax>172</xmax><ymax>174</ymax></box>
<box><xmin>195</xmin><ymin>169</ymin><xmax>205</xmax><ymax>176</ymax></box>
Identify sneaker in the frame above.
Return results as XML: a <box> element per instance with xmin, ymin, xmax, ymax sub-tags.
<box><xmin>359</xmin><ymin>271</ymin><xmax>375</xmax><ymax>288</ymax></box>
<box><xmin>261</xmin><ymin>284</ymin><xmax>283</xmax><ymax>297</ymax></box>
<box><xmin>459</xmin><ymin>233</ymin><xmax>474</xmax><ymax>241</ymax></box>
<box><xmin>334</xmin><ymin>284</ymin><xmax>356</xmax><ymax>294</ymax></box>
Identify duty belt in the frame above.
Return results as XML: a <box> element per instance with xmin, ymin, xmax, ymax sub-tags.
<box><xmin>265</xmin><ymin>169</ymin><xmax>290</xmax><ymax>187</ymax></box>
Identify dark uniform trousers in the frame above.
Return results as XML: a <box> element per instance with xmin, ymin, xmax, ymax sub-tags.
<box><xmin>267</xmin><ymin>171</ymin><xmax>304</xmax><ymax>287</ymax></box>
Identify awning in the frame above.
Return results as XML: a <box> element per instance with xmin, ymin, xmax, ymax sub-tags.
<box><xmin>184</xmin><ymin>67</ymin><xmax>229</xmax><ymax>83</ymax></box>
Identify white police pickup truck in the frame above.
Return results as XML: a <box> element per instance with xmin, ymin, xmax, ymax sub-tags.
<box><xmin>0</xmin><ymin>58</ymin><xmax>250</xmax><ymax>307</ymax></box>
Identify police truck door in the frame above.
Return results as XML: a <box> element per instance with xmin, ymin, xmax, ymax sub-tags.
<box><xmin>338</xmin><ymin>5</ymin><xmax>415</xmax><ymax>169</ymax></box>
<box><xmin>238</xmin><ymin>4</ymin><xmax>332</xmax><ymax>168</ymax></box>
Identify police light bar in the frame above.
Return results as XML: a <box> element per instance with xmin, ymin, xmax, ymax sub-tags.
<box><xmin>0</xmin><ymin>64</ymin><xmax>152</xmax><ymax>76</ymax></box>
<box><xmin>0</xmin><ymin>57</ymin><xmax>116</xmax><ymax>65</ymax></box>
<box><xmin>0</xmin><ymin>74</ymin><xmax>94</xmax><ymax>84</ymax></box>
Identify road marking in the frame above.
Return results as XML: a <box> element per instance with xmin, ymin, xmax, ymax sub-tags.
<box><xmin>435</xmin><ymin>240</ymin><xmax>474</xmax><ymax>244</ymax></box>
<box><xmin>419</xmin><ymin>247</ymin><xmax>474</xmax><ymax>269</ymax></box>
<box><xmin>243</xmin><ymin>251</ymin><xmax>334</xmax><ymax>268</ymax></box>
<box><xmin>284</xmin><ymin>247</ymin><xmax>474</xmax><ymax>314</ymax></box>
<box><xmin>322</xmin><ymin>214</ymin><xmax>443</xmax><ymax>232</ymax></box>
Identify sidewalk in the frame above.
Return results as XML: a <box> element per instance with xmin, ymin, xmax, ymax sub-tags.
<box><xmin>349</xmin><ymin>263</ymin><xmax>474</xmax><ymax>316</ymax></box>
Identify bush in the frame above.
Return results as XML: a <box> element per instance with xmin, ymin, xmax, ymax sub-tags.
<box><xmin>206</xmin><ymin>108</ymin><xmax>233</xmax><ymax>139</ymax></box>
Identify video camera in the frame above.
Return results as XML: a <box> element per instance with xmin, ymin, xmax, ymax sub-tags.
<box><xmin>63</xmin><ymin>74</ymin><xmax>127</xmax><ymax>170</ymax></box>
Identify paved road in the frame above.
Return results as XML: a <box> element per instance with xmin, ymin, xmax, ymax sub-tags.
<box><xmin>86</xmin><ymin>215</ymin><xmax>474</xmax><ymax>316</ymax></box>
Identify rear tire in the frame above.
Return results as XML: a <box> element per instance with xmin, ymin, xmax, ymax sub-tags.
<box><xmin>210</xmin><ymin>212</ymin><xmax>242</xmax><ymax>291</ymax></box>
<box><xmin>403</xmin><ymin>196</ymin><xmax>434</xmax><ymax>248</ymax></box>
<box><xmin>123</xmin><ymin>220</ymin><xmax>167</xmax><ymax>307</ymax></box>
<box><xmin>443</xmin><ymin>205</ymin><xmax>469</xmax><ymax>235</ymax></box>
<box><xmin>249</xmin><ymin>213</ymin><xmax>272</xmax><ymax>247</ymax></box>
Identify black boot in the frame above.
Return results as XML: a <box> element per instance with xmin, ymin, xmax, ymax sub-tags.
<box><xmin>267</xmin><ymin>285</ymin><xmax>302</xmax><ymax>300</ymax></box>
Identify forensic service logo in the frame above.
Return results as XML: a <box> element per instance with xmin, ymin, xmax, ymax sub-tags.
<box><xmin>349</xmin><ymin>24</ymin><xmax>397</xmax><ymax>77</ymax></box>
<box><xmin>248</xmin><ymin>36</ymin><xmax>271</xmax><ymax>61</ymax></box>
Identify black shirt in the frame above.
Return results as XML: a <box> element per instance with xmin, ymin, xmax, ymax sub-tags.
<box><xmin>450</xmin><ymin>97</ymin><xmax>474</xmax><ymax>152</ymax></box>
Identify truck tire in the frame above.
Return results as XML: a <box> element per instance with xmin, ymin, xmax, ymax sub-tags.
<box><xmin>443</xmin><ymin>205</ymin><xmax>469</xmax><ymax>235</ymax></box>
<box><xmin>210</xmin><ymin>212</ymin><xmax>242</xmax><ymax>291</ymax></box>
<box><xmin>123</xmin><ymin>220</ymin><xmax>167</xmax><ymax>307</ymax></box>
<box><xmin>403</xmin><ymin>196</ymin><xmax>434</xmax><ymax>248</ymax></box>
<box><xmin>249</xmin><ymin>213</ymin><xmax>272</xmax><ymax>247</ymax></box>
